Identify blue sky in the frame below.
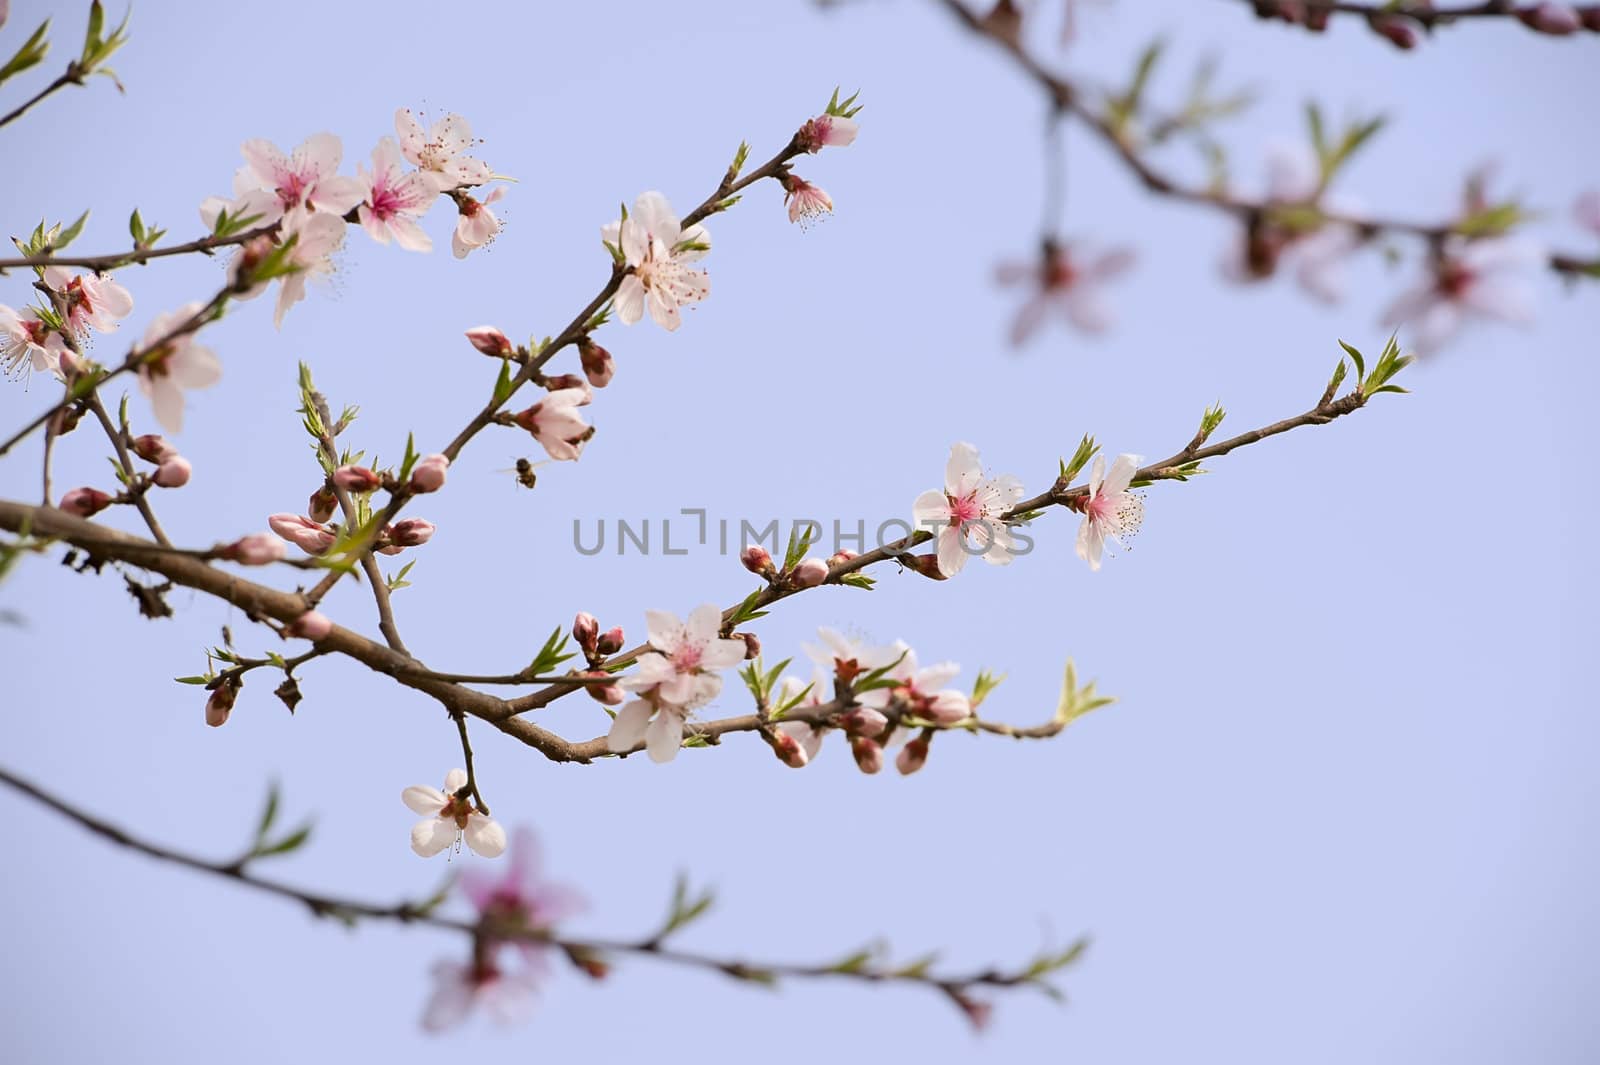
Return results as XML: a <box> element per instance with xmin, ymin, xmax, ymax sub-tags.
<box><xmin>1</xmin><ymin>1</ymin><xmax>1596</xmax><ymax>1062</ymax></box>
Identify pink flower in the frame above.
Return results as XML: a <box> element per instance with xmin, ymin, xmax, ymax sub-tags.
<box><xmin>609</xmin><ymin>604</ymin><xmax>747</xmax><ymax>763</ymax></box>
<box><xmin>269</xmin><ymin>212</ymin><xmax>348</xmax><ymax>328</ymax></box>
<box><xmin>1381</xmin><ymin>236</ymin><xmax>1539</xmax><ymax>355</ymax></box>
<box><xmin>285</xmin><ymin>610</ymin><xmax>332</xmax><ymax>641</ymax></box>
<box><xmin>1</xmin><ymin>304</ymin><xmax>66</xmax><ymax>378</ymax></box>
<box><xmin>152</xmin><ymin>456</ymin><xmax>191</xmax><ymax>488</ymax></box>
<box><xmin>602</xmin><ymin>192</ymin><xmax>711</xmax><ymax>331</ymax></box>
<box><xmin>205</xmin><ymin>685</ymin><xmax>235</xmax><ymax>728</ymax></box>
<box><xmin>402</xmin><ymin>768</ymin><xmax>505</xmax><ymax>858</ymax></box>
<box><xmin>357</xmin><ymin>137</ymin><xmax>435</xmax><ymax>252</ymax></box>
<box><xmin>388</xmin><ymin>517</ymin><xmax>435</xmax><ymax>548</ymax></box>
<box><xmin>579</xmin><ymin>339</ymin><xmax>614</xmax><ymax>388</ymax></box>
<box><xmin>798</xmin><ymin>113</ymin><xmax>859</xmax><ymax>152</ymax></box>
<box><xmin>395</xmin><ymin>109</ymin><xmax>492</xmax><ymax>193</ymax></box>
<box><xmin>135</xmin><ymin>302</ymin><xmax>221</xmax><ymax>433</ymax></box>
<box><xmin>451</xmin><ymin>186</ymin><xmax>505</xmax><ymax>258</ymax></box>
<box><xmin>1219</xmin><ymin>147</ymin><xmax>1362</xmax><ymax>303</ymax></box>
<box><xmin>465</xmin><ymin>326</ymin><xmax>512</xmax><ymax>357</ymax></box>
<box><xmin>911</xmin><ymin>442</ymin><xmax>1025</xmax><ymax>576</ymax></box>
<box><xmin>855</xmin><ymin>644</ymin><xmax>972</xmax><ymax>726</ymax></box>
<box><xmin>219</xmin><ymin>532</ymin><xmax>288</xmax><ymax>566</ymax></box>
<box><xmin>996</xmin><ymin>241</ymin><xmax>1133</xmax><ymax>345</ymax></box>
<box><xmin>59</xmin><ymin>487</ymin><xmax>111</xmax><ymax>518</ymax></box>
<box><xmin>1076</xmin><ymin>453</ymin><xmax>1144</xmax><ymax>571</ymax></box>
<box><xmin>782</xmin><ymin>175</ymin><xmax>833</xmax><ymax>226</ymax></box>
<box><xmin>458</xmin><ymin>827</ymin><xmax>585</xmax><ymax>953</ymax></box>
<box><xmin>237</xmin><ymin>132</ymin><xmax>364</xmax><ymax>222</ymax></box>
<box><xmin>512</xmin><ymin>388</ymin><xmax>591</xmax><ymax>462</ymax></box>
<box><xmin>42</xmin><ymin>267</ymin><xmax>133</xmax><ymax>336</ymax></box>
<box><xmin>420</xmin><ymin>959</ymin><xmax>540</xmax><ymax>1034</ymax></box>
<box><xmin>410</xmin><ymin>453</ymin><xmax>449</xmax><ymax>493</ymax></box>
<box><xmin>803</xmin><ymin>626</ymin><xmax>899</xmax><ymax>687</ymax></box>
<box><xmin>773</xmin><ymin>674</ymin><xmax>828</xmax><ymax>767</ymax></box>
<box><xmin>267</xmin><ymin>513</ymin><xmax>335</xmax><ymax>555</ymax></box>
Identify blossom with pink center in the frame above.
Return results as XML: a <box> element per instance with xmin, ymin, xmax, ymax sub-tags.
<box><xmin>1</xmin><ymin>304</ymin><xmax>67</xmax><ymax>379</ymax></box>
<box><xmin>269</xmin><ymin>212</ymin><xmax>348</xmax><ymax>328</ymax></box>
<box><xmin>420</xmin><ymin>958</ymin><xmax>540</xmax><ymax>1033</ymax></box>
<box><xmin>782</xmin><ymin>175</ymin><xmax>833</xmax><ymax>226</ymax></box>
<box><xmin>996</xmin><ymin>241</ymin><xmax>1134</xmax><ymax>345</ymax></box>
<box><xmin>236</xmin><ymin>132</ymin><xmax>364</xmax><ymax>222</ymax></box>
<box><xmin>602</xmin><ymin>192</ymin><xmax>711</xmax><ymax>331</ymax></box>
<box><xmin>773</xmin><ymin>673</ymin><xmax>829</xmax><ymax>767</ymax></box>
<box><xmin>609</xmin><ymin>604</ymin><xmax>747</xmax><ymax>763</ymax></box>
<box><xmin>134</xmin><ymin>302</ymin><xmax>221</xmax><ymax>433</ymax></box>
<box><xmin>395</xmin><ymin>109</ymin><xmax>493</xmax><ymax>194</ymax></box>
<box><xmin>855</xmin><ymin>644</ymin><xmax>972</xmax><ymax>726</ymax></box>
<box><xmin>911</xmin><ymin>442</ymin><xmax>1025</xmax><ymax>577</ymax></box>
<box><xmin>458</xmin><ymin>827</ymin><xmax>585</xmax><ymax>955</ymax></box>
<box><xmin>452</xmin><ymin>186</ymin><xmax>505</xmax><ymax>258</ymax></box>
<box><xmin>267</xmin><ymin>513</ymin><xmax>335</xmax><ymax>555</ymax></box>
<box><xmin>1217</xmin><ymin>146</ymin><xmax>1363</xmax><ymax>303</ymax></box>
<box><xmin>357</xmin><ymin>137</ymin><xmax>436</xmax><ymax>252</ymax></box>
<box><xmin>1381</xmin><ymin>236</ymin><xmax>1540</xmax><ymax>355</ymax></box>
<box><xmin>42</xmin><ymin>267</ymin><xmax>133</xmax><ymax>336</ymax></box>
<box><xmin>402</xmin><ymin>768</ymin><xmax>506</xmax><ymax>858</ymax></box>
<box><xmin>797</xmin><ymin>113</ymin><xmax>859</xmax><ymax>153</ymax></box>
<box><xmin>512</xmin><ymin>388</ymin><xmax>590</xmax><ymax>462</ymax></box>
<box><xmin>1076</xmin><ymin>453</ymin><xmax>1144</xmax><ymax>571</ymax></box>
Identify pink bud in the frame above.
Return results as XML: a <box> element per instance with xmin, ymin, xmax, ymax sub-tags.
<box><xmin>953</xmin><ymin>993</ymin><xmax>993</xmax><ymax>1031</ymax></box>
<box><xmin>583</xmin><ymin>673</ymin><xmax>625</xmax><ymax>705</ymax></box>
<box><xmin>205</xmin><ymin>684</ymin><xmax>237</xmax><ymax>727</ymax></box>
<box><xmin>544</xmin><ymin>372</ymin><xmax>587</xmax><ymax>394</ymax></box>
<box><xmin>466</xmin><ymin>325</ymin><xmax>513</xmax><ymax>357</ymax></box>
<box><xmin>307</xmin><ymin>486</ymin><xmax>337</xmax><ymax>524</ymax></box>
<box><xmin>409</xmin><ymin>453</ymin><xmax>449</xmax><ymax>493</ymax></box>
<box><xmin>797</xmin><ymin>113</ymin><xmax>859</xmax><ymax>153</ymax></box>
<box><xmin>152</xmin><ymin>455</ymin><xmax>192</xmax><ymax>488</ymax></box>
<box><xmin>332</xmin><ymin>465</ymin><xmax>382</xmax><ymax>493</ymax></box>
<box><xmin>1519</xmin><ymin>2</ymin><xmax>1582</xmax><ymax>32</ymax></box>
<box><xmin>839</xmin><ymin>707</ymin><xmax>889</xmax><ymax>739</ymax></box>
<box><xmin>737</xmin><ymin>632</ymin><xmax>761</xmax><ymax>660</ymax></box>
<box><xmin>910</xmin><ymin>553</ymin><xmax>948</xmax><ymax>581</ymax></box>
<box><xmin>896</xmin><ymin>737</ymin><xmax>930</xmax><ymax>776</ymax></box>
<box><xmin>580</xmin><ymin>339</ymin><xmax>615</xmax><ymax>388</ymax></box>
<box><xmin>132</xmin><ymin>433</ymin><xmax>177</xmax><ymax>464</ymax></box>
<box><xmin>389</xmin><ymin>518</ymin><xmax>435</xmax><ymax>548</ymax></box>
<box><xmin>1369</xmin><ymin>14</ymin><xmax>1419</xmax><ymax>48</ymax></box>
<box><xmin>285</xmin><ymin>610</ymin><xmax>332</xmax><ymax>641</ymax></box>
<box><xmin>741</xmin><ymin>544</ymin><xmax>776</xmax><ymax>579</ymax></box>
<box><xmin>573</xmin><ymin>612</ymin><xmax>600</xmax><ymax>654</ymax></box>
<box><xmin>850</xmin><ymin>735</ymin><xmax>884</xmax><ymax>775</ymax></box>
<box><xmin>826</xmin><ymin>549</ymin><xmax>858</xmax><ymax>567</ymax></box>
<box><xmin>596</xmin><ymin>626</ymin><xmax>625</xmax><ymax>655</ymax></box>
<box><xmin>267</xmin><ymin>513</ymin><xmax>335</xmax><ymax>555</ymax></box>
<box><xmin>220</xmin><ymin>532</ymin><xmax>288</xmax><ymax>566</ymax></box>
<box><xmin>771</xmin><ymin>729</ymin><xmax>809</xmax><ymax>769</ymax></box>
<box><xmin>59</xmin><ymin>487</ymin><xmax>111</xmax><ymax>518</ymax></box>
<box><xmin>790</xmin><ymin>557</ymin><xmax>828</xmax><ymax>588</ymax></box>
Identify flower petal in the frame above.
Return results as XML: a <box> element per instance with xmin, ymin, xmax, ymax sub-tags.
<box><xmin>645</xmin><ymin>710</ymin><xmax>685</xmax><ymax>763</ymax></box>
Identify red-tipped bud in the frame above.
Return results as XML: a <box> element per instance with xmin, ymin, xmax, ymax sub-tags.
<box><xmin>389</xmin><ymin>518</ymin><xmax>435</xmax><ymax>548</ymax></box>
<box><xmin>205</xmin><ymin>682</ymin><xmax>238</xmax><ymax>727</ymax></box>
<box><xmin>741</xmin><ymin>544</ymin><xmax>776</xmax><ymax>579</ymax></box>
<box><xmin>1582</xmin><ymin>7</ymin><xmax>1600</xmax><ymax>31</ymax></box>
<box><xmin>909</xmin><ymin>553</ymin><xmax>947</xmax><ymax>580</ymax></box>
<box><xmin>596</xmin><ymin>626</ymin><xmax>625</xmax><ymax>656</ymax></box>
<box><xmin>789</xmin><ymin>557</ymin><xmax>828</xmax><ymax>588</ymax></box>
<box><xmin>59</xmin><ymin>487</ymin><xmax>111</xmax><ymax>518</ymax></box>
<box><xmin>897</xmin><ymin>736</ymin><xmax>930</xmax><ymax>776</ymax></box>
<box><xmin>579</xmin><ymin>339</ymin><xmax>615</xmax><ymax>388</ymax></box>
<box><xmin>850</xmin><ymin>735</ymin><xmax>884</xmax><ymax>774</ymax></box>
<box><xmin>409</xmin><ymin>453</ymin><xmax>449</xmax><ymax>493</ymax></box>
<box><xmin>771</xmin><ymin>728</ymin><xmax>809</xmax><ymax>769</ymax></box>
<box><xmin>1369</xmin><ymin>14</ymin><xmax>1419</xmax><ymax>48</ymax></box>
<box><xmin>307</xmin><ymin>486</ymin><xmax>337</xmax><ymax>524</ymax></box>
<box><xmin>1519</xmin><ymin>2</ymin><xmax>1582</xmax><ymax>32</ymax></box>
<box><xmin>573</xmin><ymin>612</ymin><xmax>600</xmax><ymax>654</ymax></box>
<box><xmin>543</xmin><ymin>372</ymin><xmax>587</xmax><ymax>395</ymax></box>
<box><xmin>152</xmin><ymin>456</ymin><xmax>192</xmax><ymax>488</ymax></box>
<box><xmin>132</xmin><ymin>433</ymin><xmax>177</xmax><ymax>464</ymax></box>
<box><xmin>826</xmin><ymin>549</ymin><xmax>858</xmax><ymax>567</ymax></box>
<box><xmin>219</xmin><ymin>532</ymin><xmax>288</xmax><ymax>566</ymax></box>
<box><xmin>737</xmin><ymin>632</ymin><xmax>761</xmax><ymax>660</ymax></box>
<box><xmin>268</xmin><ymin>513</ymin><xmax>335</xmax><ymax>555</ymax></box>
<box><xmin>285</xmin><ymin>610</ymin><xmax>332</xmax><ymax>641</ymax></box>
<box><xmin>332</xmin><ymin>465</ymin><xmax>382</xmax><ymax>493</ymax></box>
<box><xmin>839</xmin><ymin>707</ymin><xmax>890</xmax><ymax>739</ymax></box>
<box><xmin>465</xmin><ymin>325</ymin><xmax>513</xmax><ymax>357</ymax></box>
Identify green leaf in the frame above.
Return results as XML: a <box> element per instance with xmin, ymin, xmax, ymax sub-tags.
<box><xmin>254</xmin><ymin>822</ymin><xmax>313</xmax><ymax>858</ymax></box>
<box><xmin>527</xmin><ymin>626</ymin><xmax>576</xmax><ymax>676</ymax></box>
<box><xmin>492</xmin><ymin>358</ymin><xmax>515</xmax><ymax>405</ymax></box>
<box><xmin>1337</xmin><ymin>339</ymin><xmax>1365</xmax><ymax>383</ymax></box>
<box><xmin>173</xmin><ymin>675</ymin><xmax>211</xmax><ymax>685</ymax></box>
<box><xmin>253</xmin><ymin>781</ymin><xmax>281</xmax><ymax>848</ymax></box>
<box><xmin>0</xmin><ymin>20</ymin><xmax>51</xmax><ymax>86</ymax></box>
<box><xmin>55</xmin><ymin>209</ymin><xmax>90</xmax><ymax>251</ymax></box>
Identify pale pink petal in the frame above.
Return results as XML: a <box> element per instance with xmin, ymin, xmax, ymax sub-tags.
<box><xmin>645</xmin><ymin>711</ymin><xmax>685</xmax><ymax>763</ymax></box>
<box><xmin>607</xmin><ymin>700</ymin><xmax>653</xmax><ymax>752</ymax></box>
<box><xmin>402</xmin><ymin>784</ymin><xmax>447</xmax><ymax>815</ymax></box>
<box><xmin>411</xmin><ymin>818</ymin><xmax>456</xmax><ymax>857</ymax></box>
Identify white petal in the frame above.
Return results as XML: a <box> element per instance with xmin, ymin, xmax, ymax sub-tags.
<box><xmin>1103</xmin><ymin>454</ymin><xmax>1141</xmax><ymax>496</ymax></box>
<box><xmin>936</xmin><ymin>527</ymin><xmax>968</xmax><ymax>577</ymax></box>
<box><xmin>645</xmin><ymin>711</ymin><xmax>685</xmax><ymax>763</ymax></box>
<box><xmin>607</xmin><ymin>700</ymin><xmax>652</xmax><ymax>753</ymax></box>
<box><xmin>684</xmin><ymin>603</ymin><xmax>722</xmax><ymax>649</ymax></box>
<box><xmin>464</xmin><ymin>815</ymin><xmax>506</xmax><ymax>858</ymax></box>
<box><xmin>946</xmin><ymin>441</ymin><xmax>982</xmax><ymax>496</ymax></box>
<box><xmin>615</xmin><ymin>276</ymin><xmax>645</xmax><ymax>324</ymax></box>
<box><xmin>402</xmin><ymin>784</ymin><xmax>446</xmax><ymax>815</ymax></box>
<box><xmin>911</xmin><ymin>488</ymin><xmax>952</xmax><ymax>532</ymax></box>
<box><xmin>443</xmin><ymin>768</ymin><xmax>468</xmax><ymax>793</ymax></box>
<box><xmin>644</xmin><ymin>609</ymin><xmax>684</xmax><ymax>653</ymax></box>
<box><xmin>411</xmin><ymin>818</ymin><xmax>456</xmax><ymax>857</ymax></box>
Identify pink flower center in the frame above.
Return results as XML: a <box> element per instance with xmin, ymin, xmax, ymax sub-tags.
<box><xmin>948</xmin><ymin>493</ymin><xmax>982</xmax><ymax>525</ymax></box>
<box><xmin>672</xmin><ymin>644</ymin><xmax>704</xmax><ymax>671</ymax></box>
<box><xmin>1046</xmin><ymin>254</ymin><xmax>1079</xmax><ymax>291</ymax></box>
<box><xmin>1436</xmin><ymin>259</ymin><xmax>1475</xmax><ymax>298</ymax></box>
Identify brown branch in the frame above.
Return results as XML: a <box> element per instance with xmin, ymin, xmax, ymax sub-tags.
<box><xmin>1235</xmin><ymin>0</ymin><xmax>1566</xmax><ymax>29</ymax></box>
<box><xmin>0</xmin><ymin>223</ymin><xmax>279</xmax><ymax>274</ymax></box>
<box><xmin>0</xmin><ymin>71</ymin><xmax>78</xmax><ymax>131</ymax></box>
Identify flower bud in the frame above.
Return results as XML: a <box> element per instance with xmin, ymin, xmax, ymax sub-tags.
<box><xmin>582</xmin><ymin>673</ymin><xmax>625</xmax><ymax>705</ymax></box>
<box><xmin>737</xmin><ymin>632</ymin><xmax>761</xmax><ymax>660</ymax></box>
<box><xmin>132</xmin><ymin>433</ymin><xmax>177</xmax><ymax>464</ymax></box>
<box><xmin>465</xmin><ymin>325</ymin><xmax>513</xmax><ymax>357</ymax></box>
<box><xmin>307</xmin><ymin>486</ymin><xmax>337</xmax><ymax>524</ymax></box>
<box><xmin>1583</xmin><ymin>7</ymin><xmax>1600</xmax><ymax>31</ymax></box>
<box><xmin>152</xmin><ymin>455</ymin><xmax>192</xmax><ymax>488</ymax></box>
<box><xmin>596</xmin><ymin>626</ymin><xmax>625</xmax><ymax>656</ymax></box>
<box><xmin>409</xmin><ymin>453</ymin><xmax>449</xmax><ymax>493</ymax></box>
<box><xmin>909</xmin><ymin>553</ymin><xmax>948</xmax><ymax>580</ymax></box>
<box><xmin>268</xmin><ymin>513</ymin><xmax>335</xmax><ymax>555</ymax></box>
<box><xmin>826</xmin><ymin>549</ymin><xmax>858</xmax><ymax>567</ymax></box>
<box><xmin>573</xmin><ymin>612</ymin><xmax>600</xmax><ymax>654</ymax></box>
<box><xmin>544</xmin><ymin>372</ymin><xmax>587</xmax><ymax>394</ymax></box>
<box><xmin>1519</xmin><ymin>2</ymin><xmax>1582</xmax><ymax>32</ymax></box>
<box><xmin>579</xmin><ymin>339</ymin><xmax>615</xmax><ymax>388</ymax></box>
<box><xmin>771</xmin><ymin>728</ymin><xmax>809</xmax><ymax>769</ymax></box>
<box><xmin>896</xmin><ymin>736</ymin><xmax>930</xmax><ymax>776</ymax></box>
<box><xmin>839</xmin><ymin>707</ymin><xmax>889</xmax><ymax>739</ymax></box>
<box><xmin>389</xmin><ymin>517</ymin><xmax>435</xmax><ymax>548</ymax></box>
<box><xmin>849</xmin><ymin>735</ymin><xmax>884</xmax><ymax>775</ymax></box>
<box><xmin>740</xmin><ymin>544</ymin><xmax>776</xmax><ymax>579</ymax></box>
<box><xmin>205</xmin><ymin>682</ymin><xmax>237</xmax><ymax>728</ymax></box>
<box><xmin>219</xmin><ymin>532</ymin><xmax>288</xmax><ymax>566</ymax></box>
<box><xmin>789</xmin><ymin>557</ymin><xmax>828</xmax><ymax>588</ymax></box>
<box><xmin>285</xmin><ymin>610</ymin><xmax>332</xmax><ymax>641</ymax></box>
<box><xmin>332</xmin><ymin>464</ymin><xmax>382</xmax><ymax>493</ymax></box>
<box><xmin>59</xmin><ymin>487</ymin><xmax>111</xmax><ymax>518</ymax></box>
<box><xmin>1369</xmin><ymin>14</ymin><xmax>1419</xmax><ymax>48</ymax></box>
<box><xmin>952</xmin><ymin>992</ymin><xmax>993</xmax><ymax>1031</ymax></box>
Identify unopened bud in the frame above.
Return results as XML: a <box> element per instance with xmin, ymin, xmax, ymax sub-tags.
<box><xmin>465</xmin><ymin>325</ymin><xmax>513</xmax><ymax>357</ymax></box>
<box><xmin>579</xmin><ymin>339</ymin><xmax>615</xmax><ymax>388</ymax></box>
<box><xmin>389</xmin><ymin>517</ymin><xmax>435</xmax><ymax>548</ymax></box>
<box><xmin>741</xmin><ymin>544</ymin><xmax>776</xmax><ymax>579</ymax></box>
<box><xmin>409</xmin><ymin>453</ymin><xmax>449</xmax><ymax>493</ymax></box>
<box><xmin>268</xmin><ymin>513</ymin><xmax>335</xmax><ymax>555</ymax></box>
<box><xmin>332</xmin><ymin>464</ymin><xmax>382</xmax><ymax>493</ymax></box>
<box><xmin>897</xmin><ymin>736</ymin><xmax>930</xmax><ymax>776</ymax></box>
<box><xmin>1583</xmin><ymin>7</ymin><xmax>1600</xmax><ymax>31</ymax></box>
<box><xmin>849</xmin><ymin>735</ymin><xmax>884</xmax><ymax>774</ymax></box>
<box><xmin>307</xmin><ymin>486</ymin><xmax>337</xmax><ymax>524</ymax></box>
<box><xmin>152</xmin><ymin>456</ymin><xmax>192</xmax><ymax>488</ymax></box>
<box><xmin>1369</xmin><ymin>14</ymin><xmax>1419</xmax><ymax>48</ymax></box>
<box><xmin>952</xmin><ymin>992</ymin><xmax>993</xmax><ymax>1031</ymax></box>
<box><xmin>583</xmin><ymin>674</ymin><xmax>625</xmax><ymax>705</ymax></box>
<box><xmin>59</xmin><ymin>487</ymin><xmax>111</xmax><ymax>518</ymax></box>
<box><xmin>596</xmin><ymin>626</ymin><xmax>625</xmax><ymax>656</ymax></box>
<box><xmin>771</xmin><ymin>728</ymin><xmax>809</xmax><ymax>769</ymax></box>
<box><xmin>544</xmin><ymin>372</ymin><xmax>587</xmax><ymax>394</ymax></box>
<box><xmin>220</xmin><ymin>532</ymin><xmax>288</xmax><ymax>566</ymax></box>
<box><xmin>826</xmin><ymin>549</ymin><xmax>858</xmax><ymax>567</ymax></box>
<box><xmin>909</xmin><ymin>553</ymin><xmax>947</xmax><ymax>580</ymax></box>
<box><xmin>737</xmin><ymin>632</ymin><xmax>761</xmax><ymax>660</ymax></box>
<box><xmin>132</xmin><ymin>433</ymin><xmax>177</xmax><ymax>464</ymax></box>
<box><xmin>839</xmin><ymin>706</ymin><xmax>889</xmax><ymax>739</ymax></box>
<box><xmin>1519</xmin><ymin>2</ymin><xmax>1582</xmax><ymax>32</ymax></box>
<box><xmin>205</xmin><ymin>681</ymin><xmax>238</xmax><ymax>727</ymax></box>
<box><xmin>573</xmin><ymin>612</ymin><xmax>600</xmax><ymax>654</ymax></box>
<box><xmin>789</xmin><ymin>557</ymin><xmax>828</xmax><ymax>588</ymax></box>
<box><xmin>285</xmin><ymin>610</ymin><xmax>332</xmax><ymax>641</ymax></box>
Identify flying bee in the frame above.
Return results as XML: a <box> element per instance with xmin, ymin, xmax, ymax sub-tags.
<box><xmin>497</xmin><ymin>457</ymin><xmax>548</xmax><ymax>490</ymax></box>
